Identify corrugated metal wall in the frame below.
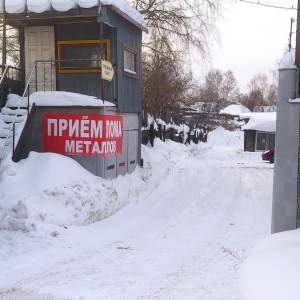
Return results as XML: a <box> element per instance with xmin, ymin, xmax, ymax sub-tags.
<box><xmin>98</xmin><ymin>7</ymin><xmax>142</xmax><ymax>113</ymax></box>
<box><xmin>55</xmin><ymin>9</ymin><xmax>143</xmax><ymax>113</ymax></box>
<box><xmin>12</xmin><ymin>105</ymin><xmax>141</xmax><ymax>178</ymax></box>
<box><xmin>56</xmin><ymin>23</ymin><xmax>107</xmax><ymax>99</ymax></box>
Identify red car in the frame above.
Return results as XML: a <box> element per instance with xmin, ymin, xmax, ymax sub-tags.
<box><xmin>262</xmin><ymin>148</ymin><xmax>275</xmax><ymax>163</ymax></box>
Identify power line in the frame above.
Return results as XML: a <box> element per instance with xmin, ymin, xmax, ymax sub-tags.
<box><xmin>239</xmin><ymin>0</ymin><xmax>297</xmax><ymax>10</ymax></box>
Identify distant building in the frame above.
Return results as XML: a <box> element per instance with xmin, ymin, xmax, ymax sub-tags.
<box><xmin>219</xmin><ymin>104</ymin><xmax>251</xmax><ymax>119</ymax></box>
<box><xmin>240</xmin><ymin>112</ymin><xmax>276</xmax><ymax>152</ymax></box>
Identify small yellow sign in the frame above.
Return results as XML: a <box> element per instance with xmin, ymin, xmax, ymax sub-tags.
<box><xmin>101</xmin><ymin>60</ymin><xmax>114</xmax><ymax>81</ymax></box>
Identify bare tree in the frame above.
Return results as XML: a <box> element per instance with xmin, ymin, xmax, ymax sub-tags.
<box><xmin>142</xmin><ymin>39</ymin><xmax>193</xmax><ymax>121</ymax></box>
<box><xmin>247</xmin><ymin>73</ymin><xmax>277</xmax><ymax>111</ymax></box>
<box><xmin>221</xmin><ymin>70</ymin><xmax>239</xmax><ymax>105</ymax></box>
<box><xmin>204</xmin><ymin>69</ymin><xmax>223</xmax><ymax>102</ymax></box>
<box><xmin>130</xmin><ymin>0</ymin><xmax>223</xmax><ymax>61</ymax></box>
<box><xmin>0</xmin><ymin>23</ymin><xmax>20</xmax><ymax>66</ymax></box>
<box><xmin>198</xmin><ymin>68</ymin><xmax>239</xmax><ymax>110</ymax></box>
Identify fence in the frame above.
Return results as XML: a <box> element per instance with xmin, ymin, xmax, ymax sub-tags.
<box><xmin>0</xmin><ymin>65</ymin><xmax>22</xmax><ymax>107</ymax></box>
<box><xmin>142</xmin><ymin>124</ymin><xmax>209</xmax><ymax>146</ymax></box>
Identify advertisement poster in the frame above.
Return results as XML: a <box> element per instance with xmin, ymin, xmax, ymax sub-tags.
<box><xmin>43</xmin><ymin>114</ymin><xmax>123</xmax><ymax>156</ymax></box>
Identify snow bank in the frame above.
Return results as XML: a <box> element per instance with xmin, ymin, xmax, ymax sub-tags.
<box><xmin>208</xmin><ymin>126</ymin><xmax>243</xmax><ymax>147</ymax></box>
<box><xmin>239</xmin><ymin>228</ymin><xmax>300</xmax><ymax>300</ymax></box>
<box><xmin>0</xmin><ymin>127</ymin><xmax>242</xmax><ymax>234</ymax></box>
<box><xmin>0</xmin><ymin>151</ymin><xmax>148</xmax><ymax>233</ymax></box>
<box><xmin>0</xmin><ymin>127</ymin><xmax>277</xmax><ymax>300</ymax></box>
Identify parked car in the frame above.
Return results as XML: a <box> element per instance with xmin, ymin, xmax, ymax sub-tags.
<box><xmin>262</xmin><ymin>148</ymin><xmax>275</xmax><ymax>163</ymax></box>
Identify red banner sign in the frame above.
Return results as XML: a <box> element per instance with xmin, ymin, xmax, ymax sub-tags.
<box><xmin>42</xmin><ymin>114</ymin><xmax>123</xmax><ymax>156</ymax></box>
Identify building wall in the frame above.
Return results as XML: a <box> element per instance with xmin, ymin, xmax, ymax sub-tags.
<box><xmin>55</xmin><ymin>22</ymin><xmax>108</xmax><ymax>99</ymax></box>
<box><xmin>98</xmin><ymin>7</ymin><xmax>143</xmax><ymax>113</ymax></box>
<box><xmin>244</xmin><ymin>130</ymin><xmax>275</xmax><ymax>152</ymax></box>
<box><xmin>244</xmin><ymin>130</ymin><xmax>256</xmax><ymax>152</ymax></box>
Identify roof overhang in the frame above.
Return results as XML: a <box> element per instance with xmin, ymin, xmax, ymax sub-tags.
<box><xmin>0</xmin><ymin>4</ymin><xmax>147</xmax><ymax>32</ymax></box>
<box><xmin>0</xmin><ymin>6</ymin><xmax>101</xmax><ymax>28</ymax></box>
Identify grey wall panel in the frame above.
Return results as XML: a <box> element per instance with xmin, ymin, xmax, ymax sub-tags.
<box><xmin>57</xmin><ymin>73</ymin><xmax>102</xmax><ymax>98</ymax></box>
<box><xmin>56</xmin><ymin>23</ymin><xmax>100</xmax><ymax>40</ymax></box>
<box><xmin>244</xmin><ymin>130</ymin><xmax>256</xmax><ymax>152</ymax></box>
<box><xmin>117</xmin><ymin>132</ymin><xmax>128</xmax><ymax>176</ymax></box>
<box><xmin>55</xmin><ymin>22</ymin><xmax>116</xmax><ymax>103</ymax></box>
<box><xmin>98</xmin><ymin>8</ymin><xmax>143</xmax><ymax>113</ymax></box>
<box><xmin>104</xmin><ymin>154</ymin><xmax>117</xmax><ymax>179</ymax></box>
<box><xmin>127</xmin><ymin>130</ymin><xmax>138</xmax><ymax>174</ymax></box>
<box><xmin>123</xmin><ymin>113</ymin><xmax>139</xmax><ymax>130</ymax></box>
<box><xmin>55</xmin><ymin>17</ymin><xmax>143</xmax><ymax>113</ymax></box>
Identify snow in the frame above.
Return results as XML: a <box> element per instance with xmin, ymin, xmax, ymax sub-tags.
<box><xmin>6</xmin><ymin>92</ymin><xmax>115</xmax><ymax>108</ymax></box>
<box><xmin>0</xmin><ymin>121</ymin><xmax>293</xmax><ymax>300</ymax></box>
<box><xmin>289</xmin><ymin>98</ymin><xmax>300</xmax><ymax>103</ymax></box>
<box><xmin>279</xmin><ymin>52</ymin><xmax>297</xmax><ymax>70</ymax></box>
<box><xmin>0</xmin><ymin>0</ymin><xmax>147</xmax><ymax>30</ymax></box>
<box><xmin>220</xmin><ymin>104</ymin><xmax>251</xmax><ymax>116</ymax></box>
<box><xmin>239</xmin><ymin>228</ymin><xmax>300</xmax><ymax>300</ymax></box>
<box><xmin>0</xmin><ymin>91</ymin><xmax>298</xmax><ymax>299</ymax></box>
<box><xmin>240</xmin><ymin>112</ymin><xmax>276</xmax><ymax>132</ymax></box>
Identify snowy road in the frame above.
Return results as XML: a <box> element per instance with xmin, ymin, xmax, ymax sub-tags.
<box><xmin>0</xmin><ymin>129</ymin><xmax>273</xmax><ymax>300</ymax></box>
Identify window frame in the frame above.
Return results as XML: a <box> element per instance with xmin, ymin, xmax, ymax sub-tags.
<box><xmin>57</xmin><ymin>39</ymin><xmax>110</xmax><ymax>74</ymax></box>
<box><xmin>123</xmin><ymin>43</ymin><xmax>138</xmax><ymax>78</ymax></box>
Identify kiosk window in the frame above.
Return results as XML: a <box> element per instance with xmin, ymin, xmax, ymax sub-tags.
<box><xmin>57</xmin><ymin>40</ymin><xmax>110</xmax><ymax>73</ymax></box>
<box><xmin>123</xmin><ymin>44</ymin><xmax>138</xmax><ymax>77</ymax></box>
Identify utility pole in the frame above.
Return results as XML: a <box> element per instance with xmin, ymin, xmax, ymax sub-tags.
<box><xmin>2</xmin><ymin>0</ymin><xmax>6</xmax><ymax>69</ymax></box>
<box><xmin>289</xmin><ymin>18</ymin><xmax>295</xmax><ymax>52</ymax></box>
<box><xmin>1</xmin><ymin>0</ymin><xmax>6</xmax><ymax>108</ymax></box>
<box><xmin>296</xmin><ymin>0</ymin><xmax>300</xmax><ymax>228</ymax></box>
<box><xmin>295</xmin><ymin>0</ymin><xmax>300</xmax><ymax>67</ymax></box>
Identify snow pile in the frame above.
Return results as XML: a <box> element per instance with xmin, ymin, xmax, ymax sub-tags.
<box><xmin>0</xmin><ymin>151</ymin><xmax>148</xmax><ymax>233</ymax></box>
<box><xmin>0</xmin><ymin>135</ymin><xmax>215</xmax><ymax>234</ymax></box>
<box><xmin>240</xmin><ymin>228</ymin><xmax>300</xmax><ymax>300</ymax></box>
<box><xmin>209</xmin><ymin>126</ymin><xmax>243</xmax><ymax>147</ymax></box>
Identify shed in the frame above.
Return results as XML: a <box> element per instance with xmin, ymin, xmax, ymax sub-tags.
<box><xmin>0</xmin><ymin>0</ymin><xmax>147</xmax><ymax>178</ymax></box>
<box><xmin>240</xmin><ymin>112</ymin><xmax>276</xmax><ymax>152</ymax></box>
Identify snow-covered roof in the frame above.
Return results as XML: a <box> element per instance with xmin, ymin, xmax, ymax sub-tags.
<box><xmin>219</xmin><ymin>104</ymin><xmax>251</xmax><ymax>116</ymax></box>
<box><xmin>240</xmin><ymin>112</ymin><xmax>276</xmax><ymax>132</ymax></box>
<box><xmin>0</xmin><ymin>0</ymin><xmax>147</xmax><ymax>31</ymax></box>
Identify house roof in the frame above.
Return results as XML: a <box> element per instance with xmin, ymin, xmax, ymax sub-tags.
<box><xmin>219</xmin><ymin>104</ymin><xmax>251</xmax><ymax>116</ymax></box>
<box><xmin>0</xmin><ymin>0</ymin><xmax>147</xmax><ymax>32</ymax></box>
<box><xmin>240</xmin><ymin>112</ymin><xmax>276</xmax><ymax>132</ymax></box>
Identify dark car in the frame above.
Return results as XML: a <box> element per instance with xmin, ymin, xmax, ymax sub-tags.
<box><xmin>262</xmin><ymin>148</ymin><xmax>275</xmax><ymax>163</ymax></box>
